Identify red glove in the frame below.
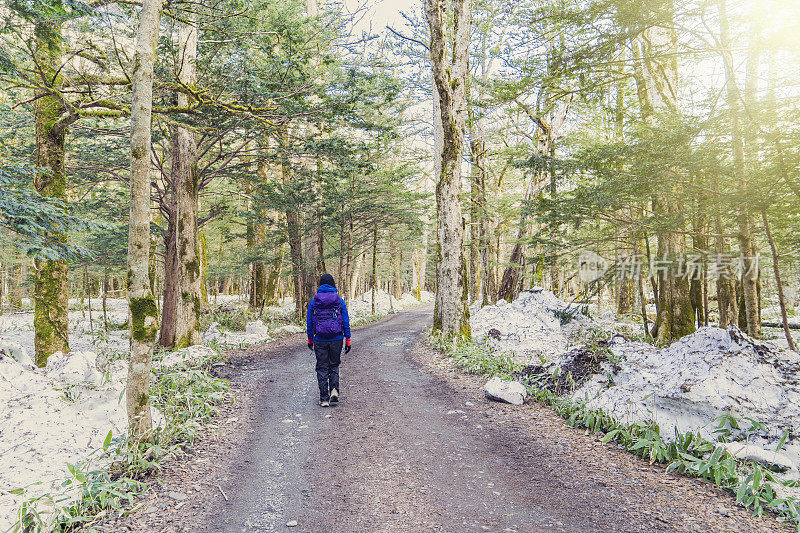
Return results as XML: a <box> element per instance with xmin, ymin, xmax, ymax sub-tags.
<box><xmin>308</xmin><ymin>339</ymin><xmax>313</xmax><ymax>350</ymax></box>
<box><xmin>345</xmin><ymin>338</ymin><xmax>351</xmax><ymax>354</ymax></box>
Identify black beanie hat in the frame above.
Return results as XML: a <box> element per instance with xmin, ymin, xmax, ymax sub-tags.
<box><xmin>319</xmin><ymin>273</ymin><xmax>336</xmax><ymax>288</ymax></box>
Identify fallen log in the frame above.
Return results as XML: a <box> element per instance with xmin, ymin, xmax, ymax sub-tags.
<box><xmin>762</xmin><ymin>321</ymin><xmax>800</xmax><ymax>330</ymax></box>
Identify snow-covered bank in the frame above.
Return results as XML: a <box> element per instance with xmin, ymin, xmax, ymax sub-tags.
<box><xmin>571</xmin><ymin>326</ymin><xmax>800</xmax><ymax>478</ymax></box>
<box><xmin>0</xmin><ymin>350</ymin><xmax>163</xmax><ymax>530</ymax></box>
<box><xmin>469</xmin><ymin>289</ymin><xmax>800</xmax><ymax>488</ymax></box>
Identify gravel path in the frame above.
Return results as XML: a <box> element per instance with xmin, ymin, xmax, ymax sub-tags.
<box><xmin>98</xmin><ymin>308</ymin><xmax>788</xmax><ymax>532</ymax></box>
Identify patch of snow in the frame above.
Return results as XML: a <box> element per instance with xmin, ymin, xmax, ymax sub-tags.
<box><xmin>203</xmin><ymin>320</ymin><xmax>272</xmax><ymax>346</ymax></box>
<box><xmin>45</xmin><ymin>351</ymin><xmax>102</xmax><ymax>386</ymax></box>
<box><xmin>155</xmin><ymin>345</ymin><xmax>219</xmax><ymax>368</ymax></box>
<box><xmin>0</xmin><ymin>351</ymin><xmax>162</xmax><ymax>531</ymax></box>
<box><xmin>469</xmin><ymin>287</ymin><xmax>590</xmax><ymax>363</ymax></box>
<box><xmin>245</xmin><ymin>320</ymin><xmax>269</xmax><ymax>337</ymax></box>
<box><xmin>572</xmin><ymin>326</ymin><xmax>800</xmax><ymax>473</ymax></box>
<box><xmin>483</xmin><ymin>377</ymin><xmax>527</xmax><ymax>405</ymax></box>
<box><xmin>347</xmin><ymin>290</ymin><xmax>432</xmax><ymax>318</ymax></box>
<box><xmin>718</xmin><ymin>442</ymin><xmax>796</xmax><ymax>472</ymax></box>
<box><xmin>276</xmin><ymin>324</ymin><xmax>305</xmax><ymax>335</ymax></box>
<box><xmin>0</xmin><ymin>339</ymin><xmax>34</xmax><ymax>368</ymax></box>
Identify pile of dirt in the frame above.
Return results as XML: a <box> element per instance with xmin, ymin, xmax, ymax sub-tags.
<box><xmin>516</xmin><ymin>338</ymin><xmax>621</xmax><ymax>394</ymax></box>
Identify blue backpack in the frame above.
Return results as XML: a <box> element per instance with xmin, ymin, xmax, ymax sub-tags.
<box><xmin>313</xmin><ymin>291</ymin><xmax>344</xmax><ymax>338</ymax></box>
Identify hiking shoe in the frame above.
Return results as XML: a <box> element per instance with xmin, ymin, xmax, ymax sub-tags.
<box><xmin>319</xmin><ymin>400</ymin><xmax>330</xmax><ymax>407</ymax></box>
<box><xmin>330</xmin><ymin>389</ymin><xmax>339</xmax><ymax>404</ymax></box>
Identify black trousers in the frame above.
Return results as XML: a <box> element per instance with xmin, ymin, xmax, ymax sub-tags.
<box><xmin>314</xmin><ymin>339</ymin><xmax>342</xmax><ymax>401</ymax></box>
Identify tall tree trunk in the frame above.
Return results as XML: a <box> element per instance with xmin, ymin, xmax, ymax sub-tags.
<box><xmin>412</xmin><ymin>207</ymin><xmax>430</xmax><ymax>299</ymax></box>
<box><xmin>426</xmin><ymin>0</ymin><xmax>472</xmax><ymax>338</ymax></box>
<box><xmin>371</xmin><ymin>224</ymin><xmax>378</xmax><ymax>315</ymax></box>
<box><xmin>390</xmin><ymin>241</ymin><xmax>402</xmax><ymax>299</ymax></box>
<box><xmin>127</xmin><ymin>0</ymin><xmax>161</xmax><ymax>442</ymax></box>
<box><xmin>349</xmin><ymin>250</ymin><xmax>365</xmax><ymax>301</ymax></box>
<box><xmin>690</xmin><ymin>213</ymin><xmax>707</xmax><ymax>327</ymax></box>
<box><xmin>159</xmin><ymin>188</ymin><xmax>178</xmax><ymax>346</ymax></box>
<box><xmin>199</xmin><ymin>231</ymin><xmax>209</xmax><ymax>305</ymax></box>
<box><xmin>246</xmin><ymin>178</ymin><xmax>267</xmax><ymax>311</ymax></box>
<box><xmin>102</xmin><ymin>266</ymin><xmax>109</xmax><ymax>333</ymax></box>
<box><xmin>33</xmin><ymin>18</ymin><xmax>69</xmax><ymax>366</ymax></box>
<box><xmin>719</xmin><ymin>0</ymin><xmax>760</xmax><ymax>338</ymax></box>
<box><xmin>8</xmin><ymin>262</ymin><xmax>22</xmax><ymax>309</ymax></box>
<box><xmin>632</xmin><ymin>22</ymin><xmax>695</xmax><ymax>343</ymax></box>
<box><xmin>264</xmin><ymin>244</ymin><xmax>283</xmax><ymax>306</ymax></box>
<box><xmin>714</xmin><ymin>219</ymin><xmax>737</xmax><ymax>327</ymax></box>
<box><xmin>279</xmin><ymin>125</ymin><xmax>304</xmax><ymax>318</ymax></box>
<box><xmin>469</xmin><ymin>109</ymin><xmax>490</xmax><ymax>307</ymax></box>
<box><xmin>173</xmin><ymin>15</ymin><xmax>202</xmax><ymax>348</ymax></box>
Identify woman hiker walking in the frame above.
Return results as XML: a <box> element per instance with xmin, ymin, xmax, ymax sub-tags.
<box><xmin>306</xmin><ymin>273</ymin><xmax>351</xmax><ymax>407</ymax></box>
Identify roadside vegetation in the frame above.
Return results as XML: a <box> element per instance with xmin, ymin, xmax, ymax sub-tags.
<box><xmin>430</xmin><ymin>333</ymin><xmax>800</xmax><ymax>530</ymax></box>
<box><xmin>12</xmin><ymin>350</ymin><xmax>229</xmax><ymax>532</ymax></box>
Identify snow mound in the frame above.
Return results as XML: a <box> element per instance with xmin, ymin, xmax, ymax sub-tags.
<box><xmin>0</xmin><ymin>339</ymin><xmax>34</xmax><ymax>368</ymax></box>
<box><xmin>0</xmin><ymin>351</ymin><xmax>162</xmax><ymax>531</ymax></box>
<box><xmin>484</xmin><ymin>377</ymin><xmax>527</xmax><ymax>405</ymax></box>
<box><xmin>276</xmin><ymin>324</ymin><xmax>305</xmax><ymax>335</ymax></box>
<box><xmin>45</xmin><ymin>351</ymin><xmax>102</xmax><ymax>385</ymax></box>
<box><xmin>470</xmin><ymin>287</ymin><xmax>590</xmax><ymax>362</ymax></box>
<box><xmin>573</xmin><ymin>326</ymin><xmax>800</xmax><ymax>473</ymax></box>
<box><xmin>203</xmin><ymin>319</ymin><xmax>272</xmax><ymax>346</ymax></box>
<box><xmin>156</xmin><ymin>345</ymin><xmax>219</xmax><ymax>368</ymax></box>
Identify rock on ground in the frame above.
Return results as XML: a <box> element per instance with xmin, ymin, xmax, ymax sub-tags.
<box><xmin>483</xmin><ymin>377</ymin><xmax>527</xmax><ymax>405</ymax></box>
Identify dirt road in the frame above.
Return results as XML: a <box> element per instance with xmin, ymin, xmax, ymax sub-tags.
<box><xmin>104</xmin><ymin>308</ymin><xmax>785</xmax><ymax>532</ymax></box>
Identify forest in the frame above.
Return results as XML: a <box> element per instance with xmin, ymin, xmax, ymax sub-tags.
<box><xmin>2</xmin><ymin>0</ymin><xmax>800</xmax><ymax>530</ymax></box>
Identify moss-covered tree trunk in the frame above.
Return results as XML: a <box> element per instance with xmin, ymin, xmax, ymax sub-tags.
<box><xmin>33</xmin><ymin>19</ymin><xmax>69</xmax><ymax>366</ymax></box>
<box><xmin>8</xmin><ymin>262</ymin><xmax>22</xmax><ymax>309</ymax></box>
<box><xmin>127</xmin><ymin>0</ymin><xmax>161</xmax><ymax>442</ymax></box>
<box><xmin>173</xmin><ymin>16</ymin><xmax>202</xmax><ymax>348</ymax></box>
<box><xmin>200</xmin><ymin>231</ymin><xmax>209</xmax><ymax>305</ymax></box>
<box><xmin>631</xmin><ymin>20</ymin><xmax>696</xmax><ymax>343</ymax></box>
<box><xmin>426</xmin><ymin>0</ymin><xmax>471</xmax><ymax>339</ymax></box>
<box><xmin>159</xmin><ymin>191</ymin><xmax>178</xmax><ymax>347</ymax></box>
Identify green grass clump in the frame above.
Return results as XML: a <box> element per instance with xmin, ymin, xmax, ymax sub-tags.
<box><xmin>531</xmin><ymin>388</ymin><xmax>800</xmax><ymax>529</ymax></box>
<box><xmin>152</xmin><ymin>365</ymin><xmax>229</xmax><ymax>444</ymax></box>
<box><xmin>429</xmin><ymin>331</ymin><xmax>520</xmax><ymax>378</ymax></box>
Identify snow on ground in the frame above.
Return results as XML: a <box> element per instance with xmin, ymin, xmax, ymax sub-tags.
<box><xmin>347</xmin><ymin>290</ymin><xmax>434</xmax><ymax>319</ymax></box>
<box><xmin>472</xmin><ymin>289</ymin><xmax>800</xmax><ymax>484</ymax></box>
<box><xmin>469</xmin><ymin>287</ymin><xmax>592</xmax><ymax>362</ymax></box>
<box><xmin>0</xmin><ymin>298</ymin><xmax>131</xmax><ymax>365</ymax></box>
<box><xmin>203</xmin><ymin>319</ymin><xmax>273</xmax><ymax>346</ymax></box>
<box><xmin>572</xmin><ymin>326</ymin><xmax>800</xmax><ymax>478</ymax></box>
<box><xmin>0</xmin><ymin>351</ymin><xmax>163</xmax><ymax>531</ymax></box>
